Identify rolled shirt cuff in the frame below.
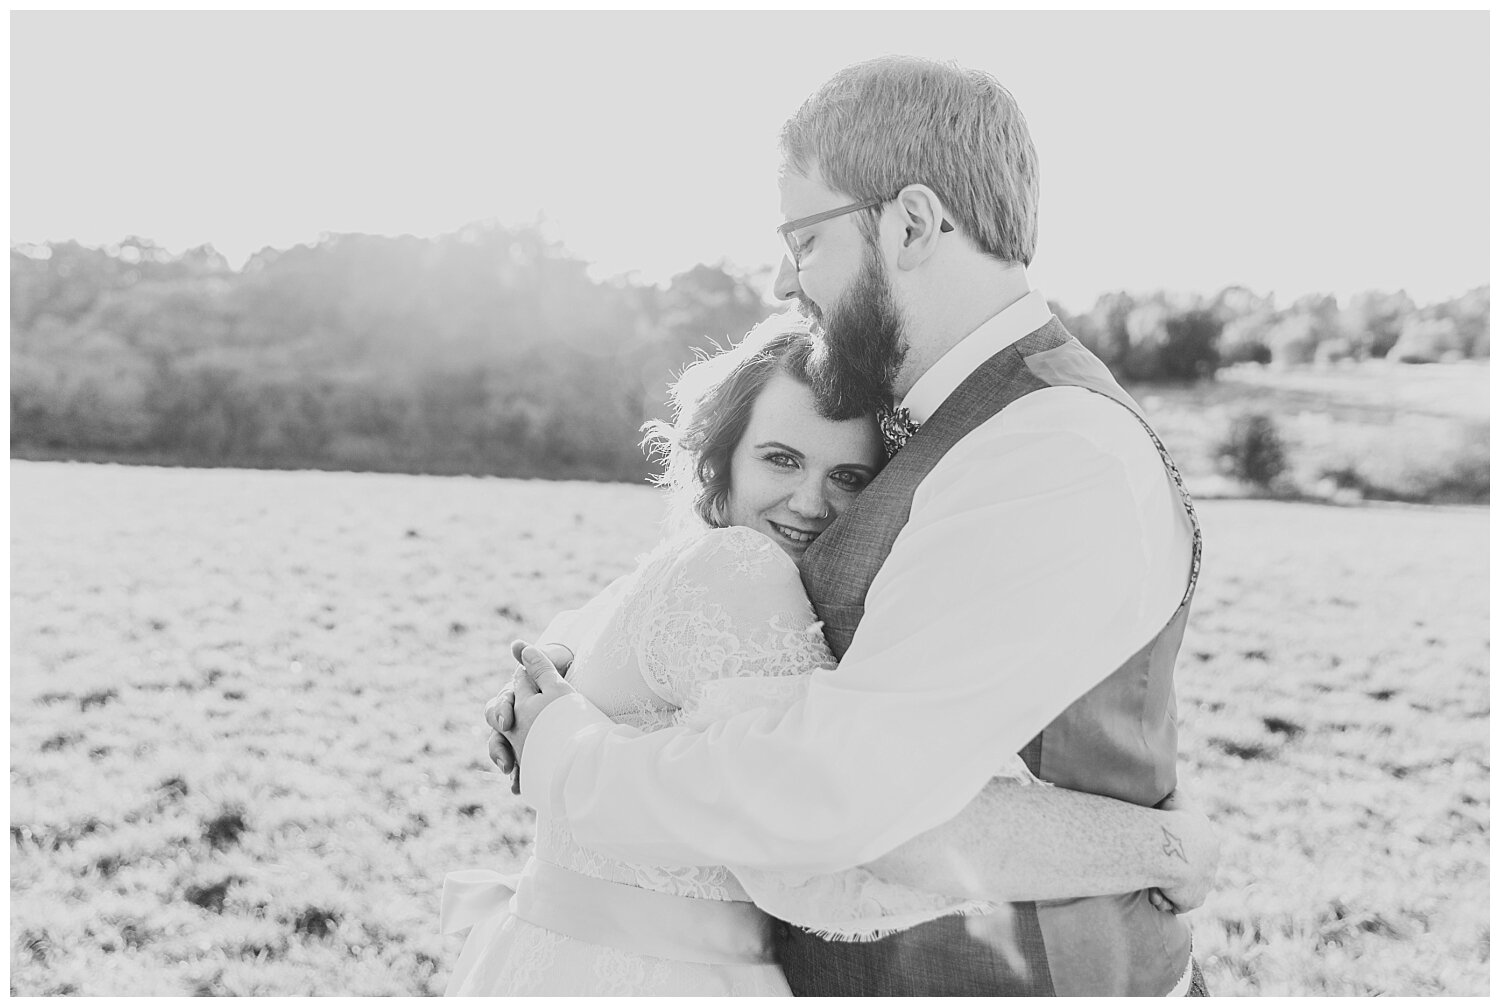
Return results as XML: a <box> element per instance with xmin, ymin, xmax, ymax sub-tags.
<box><xmin>519</xmin><ymin>692</ymin><xmax>615</xmax><ymax>815</ymax></box>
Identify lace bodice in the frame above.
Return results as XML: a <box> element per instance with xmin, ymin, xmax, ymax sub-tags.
<box><xmin>533</xmin><ymin>526</ymin><xmax>828</xmax><ymax>902</ymax></box>
<box><xmin>535</xmin><ymin>525</ymin><xmax>1009</xmax><ymax>936</ymax></box>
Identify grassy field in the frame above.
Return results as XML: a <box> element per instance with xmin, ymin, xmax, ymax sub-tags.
<box><xmin>9</xmin><ymin>461</ymin><xmax>1489</xmax><ymax>995</ymax></box>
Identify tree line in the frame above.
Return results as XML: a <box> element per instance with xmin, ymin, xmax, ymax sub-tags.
<box><xmin>11</xmin><ymin>226</ymin><xmax>766</xmax><ymax>481</ymax></box>
<box><xmin>1050</xmin><ymin>284</ymin><xmax>1488</xmax><ymax>383</ymax></box>
<box><xmin>10</xmin><ymin>224</ymin><xmax>1489</xmax><ymax>481</ymax></box>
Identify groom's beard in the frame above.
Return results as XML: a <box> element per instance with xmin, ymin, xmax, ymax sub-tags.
<box><xmin>802</xmin><ymin>248</ymin><xmax>908</xmax><ymax>421</ymax></box>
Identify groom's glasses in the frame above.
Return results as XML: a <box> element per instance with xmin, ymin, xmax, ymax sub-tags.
<box><xmin>777</xmin><ymin>197</ymin><xmax>888</xmax><ymax>268</ymax></box>
<box><xmin>777</xmin><ymin>195</ymin><xmax>955</xmax><ymax>269</ymax></box>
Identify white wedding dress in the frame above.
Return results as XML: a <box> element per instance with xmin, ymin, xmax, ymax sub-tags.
<box><xmin>442</xmin><ymin>525</ymin><xmax>1029</xmax><ymax>996</ymax></box>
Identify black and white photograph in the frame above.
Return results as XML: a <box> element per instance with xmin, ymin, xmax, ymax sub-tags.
<box><xmin>8</xmin><ymin>11</ymin><xmax>1489</xmax><ymax>997</ymax></box>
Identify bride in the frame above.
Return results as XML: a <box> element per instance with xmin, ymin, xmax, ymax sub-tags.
<box><xmin>442</xmin><ymin>313</ymin><xmax>1216</xmax><ymax>996</ymax></box>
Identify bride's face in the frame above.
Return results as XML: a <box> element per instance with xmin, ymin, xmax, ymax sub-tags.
<box><xmin>723</xmin><ymin>371</ymin><xmax>883</xmax><ymax>564</ymax></box>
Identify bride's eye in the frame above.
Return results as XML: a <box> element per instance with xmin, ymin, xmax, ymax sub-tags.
<box><xmin>764</xmin><ymin>452</ymin><xmax>798</xmax><ymax>469</ymax></box>
<box><xmin>830</xmin><ymin>469</ymin><xmax>869</xmax><ymax>490</ymax></box>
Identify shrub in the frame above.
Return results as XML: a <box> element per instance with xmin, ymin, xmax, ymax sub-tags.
<box><xmin>1341</xmin><ymin>290</ymin><xmax>1415</xmax><ymax>359</ymax></box>
<box><xmin>1389</xmin><ymin>317</ymin><xmax>1463</xmax><ymax>364</ymax></box>
<box><xmin>1216</xmin><ymin>412</ymin><xmax>1289</xmax><ymax>489</ymax></box>
<box><xmin>1264</xmin><ymin>316</ymin><xmax>1323</xmax><ymax>366</ymax></box>
<box><xmin>1111</xmin><ymin>300</ymin><xmax>1224</xmax><ymax>382</ymax></box>
<box><xmin>1220</xmin><ymin>314</ymin><xmax>1274</xmax><ymax>365</ymax></box>
<box><xmin>1161</xmin><ymin>308</ymin><xmax>1224</xmax><ymax>380</ymax></box>
<box><xmin>1313</xmin><ymin>337</ymin><xmax>1356</xmax><ymax>366</ymax></box>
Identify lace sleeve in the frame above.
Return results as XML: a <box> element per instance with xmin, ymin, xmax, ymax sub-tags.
<box><xmin>630</xmin><ymin>526</ymin><xmax>836</xmax><ymax>713</ymax></box>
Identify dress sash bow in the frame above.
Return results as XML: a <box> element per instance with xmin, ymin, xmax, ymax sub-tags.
<box><xmin>440</xmin><ymin>868</ymin><xmax>522</xmax><ymax>936</ymax></box>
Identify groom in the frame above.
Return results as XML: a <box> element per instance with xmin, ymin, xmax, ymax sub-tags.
<box><xmin>493</xmin><ymin>56</ymin><xmax>1206</xmax><ymax>996</ymax></box>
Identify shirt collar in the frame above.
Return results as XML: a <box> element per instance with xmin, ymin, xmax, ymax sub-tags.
<box><xmin>899</xmin><ymin>290</ymin><xmax>1055</xmax><ymax>425</ymax></box>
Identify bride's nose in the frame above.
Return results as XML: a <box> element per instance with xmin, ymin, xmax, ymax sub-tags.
<box><xmin>786</xmin><ymin>477</ymin><xmax>830</xmax><ymax>522</ymax></box>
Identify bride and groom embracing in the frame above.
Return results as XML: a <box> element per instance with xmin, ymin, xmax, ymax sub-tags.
<box><xmin>446</xmin><ymin>55</ymin><xmax>1217</xmax><ymax>996</ymax></box>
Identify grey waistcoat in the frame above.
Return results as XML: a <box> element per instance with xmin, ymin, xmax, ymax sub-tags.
<box><xmin>773</xmin><ymin>317</ymin><xmax>1202</xmax><ymax>996</ymax></box>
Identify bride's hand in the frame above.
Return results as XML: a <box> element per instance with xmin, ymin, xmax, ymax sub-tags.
<box><xmin>487</xmin><ymin>641</ymin><xmax>574</xmax><ymax>793</ymax></box>
<box><xmin>504</xmin><ymin>644</ymin><xmax>577</xmax><ymax>776</ymax></box>
<box><xmin>1146</xmin><ymin>788</ymin><xmax>1219</xmax><ymax>914</ymax></box>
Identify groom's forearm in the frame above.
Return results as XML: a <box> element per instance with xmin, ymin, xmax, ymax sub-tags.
<box><xmin>864</xmin><ymin>778</ymin><xmax>1215</xmax><ymax>904</ymax></box>
<box><xmin>521</xmin><ymin>692</ymin><xmax>929</xmax><ymax>872</ymax></box>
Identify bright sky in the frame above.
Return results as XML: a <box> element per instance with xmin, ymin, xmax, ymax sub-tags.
<box><xmin>10</xmin><ymin>11</ymin><xmax>1490</xmax><ymax>313</ymax></box>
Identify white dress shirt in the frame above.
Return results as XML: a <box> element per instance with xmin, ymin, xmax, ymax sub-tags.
<box><xmin>522</xmin><ymin>289</ymin><xmax>1195</xmax><ymax>875</ymax></box>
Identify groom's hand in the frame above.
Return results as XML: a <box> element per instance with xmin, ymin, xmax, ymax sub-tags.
<box><xmin>501</xmin><ymin>643</ymin><xmax>576</xmax><ymax>780</ymax></box>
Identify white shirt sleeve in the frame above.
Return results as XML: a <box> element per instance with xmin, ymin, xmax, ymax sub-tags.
<box><xmin>522</xmin><ymin>389</ymin><xmax>1190</xmax><ymax>874</ymax></box>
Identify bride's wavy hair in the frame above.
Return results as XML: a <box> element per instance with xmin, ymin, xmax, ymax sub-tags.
<box><xmin>643</xmin><ymin>312</ymin><xmax>819</xmax><ymax>531</ymax></box>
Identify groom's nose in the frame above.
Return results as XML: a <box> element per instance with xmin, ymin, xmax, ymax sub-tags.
<box><xmin>772</xmin><ymin>256</ymin><xmax>802</xmax><ymax>302</ymax></box>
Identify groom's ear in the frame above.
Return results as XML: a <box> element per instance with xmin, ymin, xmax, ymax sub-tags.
<box><xmin>892</xmin><ymin>184</ymin><xmax>947</xmax><ymax>271</ymax></box>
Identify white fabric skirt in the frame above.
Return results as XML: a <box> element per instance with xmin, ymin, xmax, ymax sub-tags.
<box><xmin>441</xmin><ymin>858</ymin><xmax>791</xmax><ymax>996</ymax></box>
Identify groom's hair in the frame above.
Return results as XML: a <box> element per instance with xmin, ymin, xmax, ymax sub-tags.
<box><xmin>643</xmin><ymin>312</ymin><xmax>821</xmax><ymax>530</ymax></box>
<box><xmin>780</xmin><ymin>55</ymin><xmax>1039</xmax><ymax>266</ymax></box>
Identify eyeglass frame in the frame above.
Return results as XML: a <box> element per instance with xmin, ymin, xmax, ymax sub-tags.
<box><xmin>776</xmin><ymin>192</ymin><xmax>954</xmax><ymax>268</ymax></box>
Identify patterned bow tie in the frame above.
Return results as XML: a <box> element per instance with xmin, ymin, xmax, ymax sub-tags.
<box><xmin>877</xmin><ymin>405</ymin><xmax>921</xmax><ymax>457</ymax></box>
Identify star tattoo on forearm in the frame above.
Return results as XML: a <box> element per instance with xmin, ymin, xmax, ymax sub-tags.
<box><xmin>1161</xmin><ymin>826</ymin><xmax>1188</xmax><ymax>862</ymax></box>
